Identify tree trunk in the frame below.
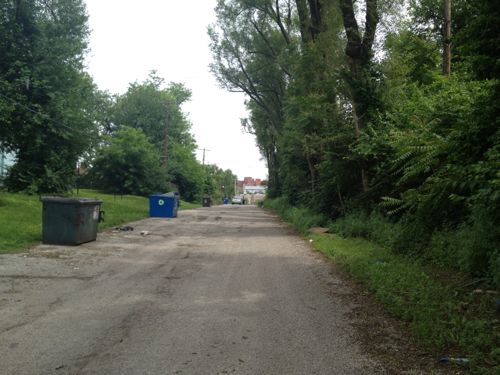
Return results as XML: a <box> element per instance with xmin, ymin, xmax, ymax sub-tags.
<box><xmin>296</xmin><ymin>0</ymin><xmax>312</xmax><ymax>43</ymax></box>
<box><xmin>295</xmin><ymin>0</ymin><xmax>324</xmax><ymax>42</ymax></box>
<box><xmin>304</xmin><ymin>144</ymin><xmax>316</xmax><ymax>194</ymax></box>
<box><xmin>443</xmin><ymin>0</ymin><xmax>452</xmax><ymax>76</ymax></box>
<box><xmin>307</xmin><ymin>0</ymin><xmax>324</xmax><ymax>39</ymax></box>
<box><xmin>340</xmin><ymin>0</ymin><xmax>379</xmax><ymax>192</ymax></box>
<box><xmin>266</xmin><ymin>146</ymin><xmax>281</xmax><ymax>198</ymax></box>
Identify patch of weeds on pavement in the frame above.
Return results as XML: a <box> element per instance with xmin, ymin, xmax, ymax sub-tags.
<box><xmin>311</xmin><ymin>233</ymin><xmax>499</xmax><ymax>375</ymax></box>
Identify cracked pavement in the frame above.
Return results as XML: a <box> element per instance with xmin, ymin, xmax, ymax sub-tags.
<box><xmin>0</xmin><ymin>205</ymin><xmax>385</xmax><ymax>374</ymax></box>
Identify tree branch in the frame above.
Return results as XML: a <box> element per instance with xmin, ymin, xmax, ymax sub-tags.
<box><xmin>274</xmin><ymin>0</ymin><xmax>291</xmax><ymax>45</ymax></box>
<box><xmin>361</xmin><ymin>0</ymin><xmax>379</xmax><ymax>63</ymax></box>
<box><xmin>340</xmin><ymin>0</ymin><xmax>362</xmax><ymax>59</ymax></box>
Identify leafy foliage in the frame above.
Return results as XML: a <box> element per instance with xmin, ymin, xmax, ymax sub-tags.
<box><xmin>209</xmin><ymin>0</ymin><xmax>295</xmax><ymax>197</ymax></box>
<box><xmin>0</xmin><ymin>0</ymin><xmax>98</xmax><ymax>194</ymax></box>
<box><xmin>107</xmin><ymin>73</ymin><xmax>205</xmax><ymax>200</ymax></box>
<box><xmin>89</xmin><ymin>127</ymin><xmax>166</xmax><ymax>196</ymax></box>
<box><xmin>202</xmin><ymin>164</ymin><xmax>236</xmax><ymax>203</ymax></box>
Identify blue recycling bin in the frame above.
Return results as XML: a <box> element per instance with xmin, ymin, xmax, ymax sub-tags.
<box><xmin>149</xmin><ymin>193</ymin><xmax>178</xmax><ymax>218</ymax></box>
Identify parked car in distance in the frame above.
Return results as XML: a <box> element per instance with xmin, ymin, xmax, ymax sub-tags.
<box><xmin>231</xmin><ymin>196</ymin><xmax>242</xmax><ymax>205</ymax></box>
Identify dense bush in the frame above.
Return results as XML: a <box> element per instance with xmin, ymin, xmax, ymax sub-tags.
<box><xmin>89</xmin><ymin>127</ymin><xmax>166</xmax><ymax>196</ymax></box>
<box><xmin>329</xmin><ymin>208</ymin><xmax>500</xmax><ymax>288</ymax></box>
<box><xmin>329</xmin><ymin>211</ymin><xmax>401</xmax><ymax>250</ymax></box>
<box><xmin>263</xmin><ymin>197</ymin><xmax>328</xmax><ymax>234</ymax></box>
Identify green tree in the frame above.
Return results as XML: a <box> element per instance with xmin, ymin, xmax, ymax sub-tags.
<box><xmin>0</xmin><ymin>0</ymin><xmax>98</xmax><ymax>194</ymax></box>
<box><xmin>202</xmin><ymin>164</ymin><xmax>236</xmax><ymax>202</ymax></box>
<box><xmin>209</xmin><ymin>0</ymin><xmax>294</xmax><ymax>197</ymax></box>
<box><xmin>90</xmin><ymin>127</ymin><xmax>165</xmax><ymax>196</ymax></box>
<box><xmin>110</xmin><ymin>73</ymin><xmax>203</xmax><ymax>199</ymax></box>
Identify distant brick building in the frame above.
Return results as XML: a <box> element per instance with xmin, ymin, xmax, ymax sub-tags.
<box><xmin>243</xmin><ymin>177</ymin><xmax>255</xmax><ymax>186</ymax></box>
<box><xmin>235</xmin><ymin>176</ymin><xmax>266</xmax><ymax>196</ymax></box>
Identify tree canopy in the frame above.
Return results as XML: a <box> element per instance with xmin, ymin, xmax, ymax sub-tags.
<box><xmin>0</xmin><ymin>0</ymin><xmax>98</xmax><ymax>193</ymax></box>
<box><xmin>105</xmin><ymin>73</ymin><xmax>204</xmax><ymax>201</ymax></box>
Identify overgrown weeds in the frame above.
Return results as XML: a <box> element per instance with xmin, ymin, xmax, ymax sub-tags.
<box><xmin>261</xmin><ymin>197</ymin><xmax>327</xmax><ymax>234</ymax></box>
<box><xmin>329</xmin><ymin>209</ymin><xmax>500</xmax><ymax>289</ymax></box>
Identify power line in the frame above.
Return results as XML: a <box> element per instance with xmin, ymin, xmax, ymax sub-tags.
<box><xmin>0</xmin><ymin>91</ymin><xmax>89</xmax><ymax>135</ymax></box>
<box><xmin>0</xmin><ymin>92</ymin><xmax>41</xmax><ymax>115</ymax></box>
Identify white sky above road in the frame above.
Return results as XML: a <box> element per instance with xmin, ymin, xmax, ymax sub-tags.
<box><xmin>83</xmin><ymin>0</ymin><xmax>268</xmax><ymax>181</ymax></box>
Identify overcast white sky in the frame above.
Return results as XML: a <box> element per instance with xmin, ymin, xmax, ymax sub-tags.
<box><xmin>83</xmin><ymin>0</ymin><xmax>268</xmax><ymax>181</ymax></box>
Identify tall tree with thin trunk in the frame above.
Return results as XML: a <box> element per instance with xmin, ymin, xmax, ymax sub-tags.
<box><xmin>209</xmin><ymin>0</ymin><xmax>293</xmax><ymax>197</ymax></box>
<box><xmin>443</xmin><ymin>0</ymin><xmax>451</xmax><ymax>76</ymax></box>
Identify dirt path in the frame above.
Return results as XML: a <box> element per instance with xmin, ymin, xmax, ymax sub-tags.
<box><xmin>2</xmin><ymin>205</ymin><xmax>389</xmax><ymax>374</ymax></box>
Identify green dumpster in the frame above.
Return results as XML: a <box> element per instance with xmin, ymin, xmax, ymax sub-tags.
<box><xmin>202</xmin><ymin>196</ymin><xmax>211</xmax><ymax>207</ymax></box>
<box><xmin>41</xmin><ymin>197</ymin><xmax>103</xmax><ymax>245</ymax></box>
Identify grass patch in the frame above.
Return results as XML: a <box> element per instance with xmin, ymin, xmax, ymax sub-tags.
<box><xmin>0</xmin><ymin>191</ymin><xmax>44</xmax><ymax>253</ymax></box>
<box><xmin>0</xmin><ymin>189</ymin><xmax>201</xmax><ymax>254</ymax></box>
<box><xmin>312</xmin><ymin>234</ymin><xmax>499</xmax><ymax>374</ymax></box>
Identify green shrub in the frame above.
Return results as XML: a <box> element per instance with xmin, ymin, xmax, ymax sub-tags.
<box><xmin>330</xmin><ymin>209</ymin><xmax>500</xmax><ymax>288</ymax></box>
<box><xmin>263</xmin><ymin>197</ymin><xmax>327</xmax><ymax>234</ymax></box>
<box><xmin>89</xmin><ymin>127</ymin><xmax>167</xmax><ymax>196</ymax></box>
<box><xmin>329</xmin><ymin>211</ymin><xmax>401</xmax><ymax>250</ymax></box>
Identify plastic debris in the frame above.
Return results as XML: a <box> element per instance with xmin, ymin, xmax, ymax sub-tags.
<box><xmin>116</xmin><ymin>226</ymin><xmax>134</xmax><ymax>231</ymax></box>
<box><xmin>439</xmin><ymin>356</ymin><xmax>469</xmax><ymax>365</ymax></box>
<box><xmin>140</xmin><ymin>231</ymin><xmax>150</xmax><ymax>236</ymax></box>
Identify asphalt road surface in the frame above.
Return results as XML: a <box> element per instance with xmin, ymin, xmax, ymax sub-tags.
<box><xmin>0</xmin><ymin>205</ymin><xmax>384</xmax><ymax>374</ymax></box>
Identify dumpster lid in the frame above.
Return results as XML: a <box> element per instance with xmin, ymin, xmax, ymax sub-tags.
<box><xmin>41</xmin><ymin>196</ymin><xmax>103</xmax><ymax>205</ymax></box>
<box><xmin>150</xmin><ymin>192</ymin><xmax>177</xmax><ymax>197</ymax></box>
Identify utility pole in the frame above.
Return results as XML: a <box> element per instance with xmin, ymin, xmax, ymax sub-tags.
<box><xmin>164</xmin><ymin>101</ymin><xmax>172</xmax><ymax>177</ymax></box>
<box><xmin>443</xmin><ymin>0</ymin><xmax>452</xmax><ymax>77</ymax></box>
<box><xmin>198</xmin><ymin>148</ymin><xmax>211</xmax><ymax>165</ymax></box>
<box><xmin>0</xmin><ymin>151</ymin><xmax>4</xmax><ymax>179</ymax></box>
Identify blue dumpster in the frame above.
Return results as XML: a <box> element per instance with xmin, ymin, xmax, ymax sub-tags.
<box><xmin>149</xmin><ymin>193</ymin><xmax>178</xmax><ymax>218</ymax></box>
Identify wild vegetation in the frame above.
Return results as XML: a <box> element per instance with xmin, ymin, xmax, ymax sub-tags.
<box><xmin>209</xmin><ymin>0</ymin><xmax>499</xmax><ymax>289</ymax></box>
<box><xmin>0</xmin><ymin>0</ymin><xmax>236</xmax><ymax>202</ymax></box>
